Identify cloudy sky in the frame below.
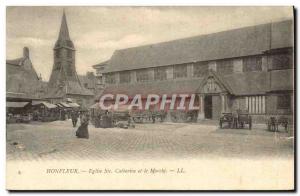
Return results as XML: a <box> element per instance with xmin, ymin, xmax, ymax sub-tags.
<box><xmin>6</xmin><ymin>6</ymin><xmax>292</xmax><ymax>81</ymax></box>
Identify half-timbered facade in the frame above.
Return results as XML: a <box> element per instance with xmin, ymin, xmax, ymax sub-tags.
<box><xmin>94</xmin><ymin>20</ymin><xmax>294</xmax><ymax>123</ymax></box>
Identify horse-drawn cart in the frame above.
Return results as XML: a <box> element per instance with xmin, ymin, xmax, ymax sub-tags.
<box><xmin>131</xmin><ymin>110</ymin><xmax>166</xmax><ymax>123</ymax></box>
<box><xmin>219</xmin><ymin>112</ymin><xmax>234</xmax><ymax>128</ymax></box>
<box><xmin>267</xmin><ymin>116</ymin><xmax>289</xmax><ymax>132</ymax></box>
<box><xmin>219</xmin><ymin>110</ymin><xmax>252</xmax><ymax>130</ymax></box>
<box><xmin>236</xmin><ymin>110</ymin><xmax>252</xmax><ymax>130</ymax></box>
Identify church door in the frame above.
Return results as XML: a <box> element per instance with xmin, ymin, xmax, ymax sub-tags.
<box><xmin>204</xmin><ymin>95</ymin><xmax>212</xmax><ymax>119</ymax></box>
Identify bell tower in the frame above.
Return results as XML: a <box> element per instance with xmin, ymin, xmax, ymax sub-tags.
<box><xmin>48</xmin><ymin>10</ymin><xmax>79</xmax><ymax>88</ymax></box>
<box><xmin>46</xmin><ymin>10</ymin><xmax>93</xmax><ymax>105</ymax></box>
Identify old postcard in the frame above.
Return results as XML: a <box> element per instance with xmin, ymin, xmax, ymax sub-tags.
<box><xmin>6</xmin><ymin>6</ymin><xmax>294</xmax><ymax>190</ymax></box>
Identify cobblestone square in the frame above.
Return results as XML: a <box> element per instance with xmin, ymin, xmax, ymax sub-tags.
<box><xmin>6</xmin><ymin>120</ymin><xmax>294</xmax><ymax>161</ymax></box>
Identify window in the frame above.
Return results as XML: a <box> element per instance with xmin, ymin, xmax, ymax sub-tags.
<box><xmin>243</xmin><ymin>56</ymin><xmax>262</xmax><ymax>72</ymax></box>
<box><xmin>246</xmin><ymin>96</ymin><xmax>266</xmax><ymax>114</ymax></box>
<box><xmin>136</xmin><ymin>69</ymin><xmax>149</xmax><ymax>82</ymax></box>
<box><xmin>120</xmin><ymin>71</ymin><xmax>131</xmax><ymax>83</ymax></box>
<box><xmin>173</xmin><ymin>65</ymin><xmax>187</xmax><ymax>79</ymax></box>
<box><xmin>277</xmin><ymin>94</ymin><xmax>291</xmax><ymax>109</ymax></box>
<box><xmin>193</xmin><ymin>62</ymin><xmax>208</xmax><ymax>77</ymax></box>
<box><xmin>217</xmin><ymin>60</ymin><xmax>233</xmax><ymax>75</ymax></box>
<box><xmin>105</xmin><ymin>73</ymin><xmax>116</xmax><ymax>84</ymax></box>
<box><xmin>154</xmin><ymin>67</ymin><xmax>167</xmax><ymax>81</ymax></box>
<box><xmin>271</xmin><ymin>54</ymin><xmax>293</xmax><ymax>70</ymax></box>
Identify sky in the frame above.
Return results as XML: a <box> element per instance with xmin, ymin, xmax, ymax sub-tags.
<box><xmin>6</xmin><ymin>6</ymin><xmax>293</xmax><ymax>81</ymax></box>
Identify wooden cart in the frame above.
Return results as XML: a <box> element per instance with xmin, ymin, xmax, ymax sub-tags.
<box><xmin>237</xmin><ymin>110</ymin><xmax>252</xmax><ymax>130</ymax></box>
<box><xmin>219</xmin><ymin>112</ymin><xmax>234</xmax><ymax>129</ymax></box>
<box><xmin>267</xmin><ymin>116</ymin><xmax>288</xmax><ymax>132</ymax></box>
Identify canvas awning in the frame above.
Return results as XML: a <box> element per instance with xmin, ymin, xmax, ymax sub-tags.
<box><xmin>6</xmin><ymin>102</ymin><xmax>29</xmax><ymax>108</ymax></box>
<box><xmin>57</xmin><ymin>102</ymin><xmax>72</xmax><ymax>108</ymax></box>
<box><xmin>68</xmin><ymin>102</ymin><xmax>80</xmax><ymax>108</ymax></box>
<box><xmin>32</xmin><ymin>101</ymin><xmax>57</xmax><ymax>109</ymax></box>
<box><xmin>89</xmin><ymin>103</ymin><xmax>100</xmax><ymax>109</ymax></box>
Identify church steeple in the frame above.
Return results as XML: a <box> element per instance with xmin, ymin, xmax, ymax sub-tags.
<box><xmin>49</xmin><ymin>9</ymin><xmax>77</xmax><ymax>88</ymax></box>
<box><xmin>58</xmin><ymin>10</ymin><xmax>70</xmax><ymax>41</ymax></box>
<box><xmin>54</xmin><ymin>10</ymin><xmax>74</xmax><ymax>50</ymax></box>
<box><xmin>46</xmin><ymin>9</ymin><xmax>93</xmax><ymax>106</ymax></box>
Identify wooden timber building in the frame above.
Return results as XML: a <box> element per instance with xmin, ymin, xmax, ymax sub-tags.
<box><xmin>94</xmin><ymin>20</ymin><xmax>294</xmax><ymax>123</ymax></box>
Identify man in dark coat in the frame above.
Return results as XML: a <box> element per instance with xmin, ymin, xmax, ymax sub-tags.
<box><xmin>95</xmin><ymin>113</ymin><xmax>101</xmax><ymax>128</ymax></box>
<box><xmin>61</xmin><ymin>109</ymin><xmax>66</xmax><ymax>121</ymax></box>
<box><xmin>76</xmin><ymin>113</ymin><xmax>89</xmax><ymax>139</ymax></box>
<box><xmin>71</xmin><ymin>111</ymin><xmax>79</xmax><ymax>127</ymax></box>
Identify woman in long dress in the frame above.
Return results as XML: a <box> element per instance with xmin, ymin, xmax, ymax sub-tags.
<box><xmin>76</xmin><ymin>113</ymin><xmax>89</xmax><ymax>139</ymax></box>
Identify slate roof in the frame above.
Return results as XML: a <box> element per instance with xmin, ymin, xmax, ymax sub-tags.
<box><xmin>78</xmin><ymin>75</ymin><xmax>96</xmax><ymax>89</ymax></box>
<box><xmin>44</xmin><ymin>80</ymin><xmax>94</xmax><ymax>98</ymax></box>
<box><xmin>6</xmin><ymin>57</ymin><xmax>42</xmax><ymax>100</ymax></box>
<box><xmin>269</xmin><ymin>69</ymin><xmax>294</xmax><ymax>92</ymax></box>
<box><xmin>6</xmin><ymin>92</ymin><xmax>38</xmax><ymax>100</ymax></box>
<box><xmin>92</xmin><ymin>60</ymin><xmax>109</xmax><ymax>69</ymax></box>
<box><xmin>6</xmin><ymin>57</ymin><xmax>26</xmax><ymax>66</ymax></box>
<box><xmin>222</xmin><ymin>72</ymin><xmax>268</xmax><ymax>95</ymax></box>
<box><xmin>6</xmin><ymin>101</ymin><xmax>30</xmax><ymax>108</ymax></box>
<box><xmin>103</xmin><ymin>20</ymin><xmax>293</xmax><ymax>73</ymax></box>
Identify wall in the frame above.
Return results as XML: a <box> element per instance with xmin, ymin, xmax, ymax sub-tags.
<box><xmin>266</xmin><ymin>93</ymin><xmax>293</xmax><ymax>115</ymax></box>
<box><xmin>212</xmin><ymin>95</ymin><xmax>221</xmax><ymax>120</ymax></box>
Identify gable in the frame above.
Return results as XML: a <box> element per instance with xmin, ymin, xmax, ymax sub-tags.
<box><xmin>197</xmin><ymin>71</ymin><xmax>233</xmax><ymax>94</ymax></box>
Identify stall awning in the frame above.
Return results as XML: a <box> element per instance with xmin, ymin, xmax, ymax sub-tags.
<box><xmin>32</xmin><ymin>101</ymin><xmax>57</xmax><ymax>109</ymax></box>
<box><xmin>6</xmin><ymin>102</ymin><xmax>29</xmax><ymax>108</ymax></box>
<box><xmin>68</xmin><ymin>102</ymin><xmax>80</xmax><ymax>108</ymax></box>
<box><xmin>89</xmin><ymin>103</ymin><xmax>100</xmax><ymax>109</ymax></box>
<box><xmin>57</xmin><ymin>102</ymin><xmax>71</xmax><ymax>108</ymax></box>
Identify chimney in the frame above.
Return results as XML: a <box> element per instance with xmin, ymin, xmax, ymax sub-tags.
<box><xmin>23</xmin><ymin>47</ymin><xmax>29</xmax><ymax>58</ymax></box>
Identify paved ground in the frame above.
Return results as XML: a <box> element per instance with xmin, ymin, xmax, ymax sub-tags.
<box><xmin>6</xmin><ymin>120</ymin><xmax>294</xmax><ymax>161</ymax></box>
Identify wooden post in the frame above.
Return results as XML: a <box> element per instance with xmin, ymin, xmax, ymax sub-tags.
<box><xmin>221</xmin><ymin>94</ymin><xmax>225</xmax><ymax>113</ymax></box>
<box><xmin>197</xmin><ymin>94</ymin><xmax>204</xmax><ymax>120</ymax></box>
